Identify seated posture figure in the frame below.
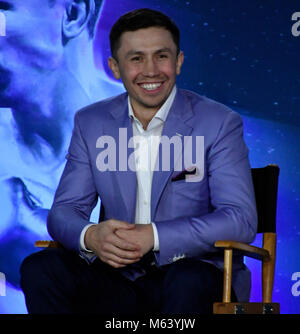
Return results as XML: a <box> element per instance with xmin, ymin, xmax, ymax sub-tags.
<box><xmin>20</xmin><ymin>8</ymin><xmax>257</xmax><ymax>314</ymax></box>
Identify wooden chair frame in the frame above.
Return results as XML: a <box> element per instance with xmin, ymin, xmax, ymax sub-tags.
<box><xmin>213</xmin><ymin>164</ymin><xmax>280</xmax><ymax>314</ymax></box>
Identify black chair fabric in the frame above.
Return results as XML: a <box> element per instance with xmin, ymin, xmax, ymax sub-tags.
<box><xmin>251</xmin><ymin>165</ymin><xmax>280</xmax><ymax>233</ymax></box>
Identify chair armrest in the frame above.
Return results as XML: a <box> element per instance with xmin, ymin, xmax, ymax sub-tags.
<box><xmin>214</xmin><ymin>240</ymin><xmax>270</xmax><ymax>261</ymax></box>
<box><xmin>34</xmin><ymin>240</ymin><xmax>62</xmax><ymax>248</ymax></box>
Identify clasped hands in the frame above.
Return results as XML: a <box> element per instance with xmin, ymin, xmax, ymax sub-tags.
<box><xmin>84</xmin><ymin>219</ymin><xmax>154</xmax><ymax>268</ymax></box>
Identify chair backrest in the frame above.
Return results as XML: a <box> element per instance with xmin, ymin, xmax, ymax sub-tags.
<box><xmin>251</xmin><ymin>164</ymin><xmax>280</xmax><ymax>234</ymax></box>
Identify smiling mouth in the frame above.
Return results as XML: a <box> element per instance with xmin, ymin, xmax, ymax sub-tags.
<box><xmin>138</xmin><ymin>82</ymin><xmax>163</xmax><ymax>91</ymax></box>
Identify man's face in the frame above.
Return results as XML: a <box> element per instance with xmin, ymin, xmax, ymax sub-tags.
<box><xmin>109</xmin><ymin>27</ymin><xmax>184</xmax><ymax>113</ymax></box>
<box><xmin>0</xmin><ymin>0</ymin><xmax>66</xmax><ymax>107</ymax></box>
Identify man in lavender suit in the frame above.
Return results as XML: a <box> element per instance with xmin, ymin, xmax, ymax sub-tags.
<box><xmin>20</xmin><ymin>8</ymin><xmax>257</xmax><ymax>314</ymax></box>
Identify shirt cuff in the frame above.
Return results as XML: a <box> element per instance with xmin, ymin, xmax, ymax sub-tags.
<box><xmin>151</xmin><ymin>222</ymin><xmax>160</xmax><ymax>251</ymax></box>
<box><xmin>79</xmin><ymin>223</ymin><xmax>95</xmax><ymax>252</ymax></box>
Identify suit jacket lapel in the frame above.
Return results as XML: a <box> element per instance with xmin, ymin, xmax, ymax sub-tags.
<box><xmin>151</xmin><ymin>90</ymin><xmax>194</xmax><ymax>221</ymax></box>
<box><xmin>107</xmin><ymin>94</ymin><xmax>137</xmax><ymax>223</ymax></box>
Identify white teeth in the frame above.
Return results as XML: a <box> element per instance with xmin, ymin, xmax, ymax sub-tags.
<box><xmin>140</xmin><ymin>83</ymin><xmax>162</xmax><ymax>90</ymax></box>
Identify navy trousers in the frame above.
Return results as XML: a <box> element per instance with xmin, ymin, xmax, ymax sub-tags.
<box><xmin>20</xmin><ymin>248</ymin><xmax>235</xmax><ymax>314</ymax></box>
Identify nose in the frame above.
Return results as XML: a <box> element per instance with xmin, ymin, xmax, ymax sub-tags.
<box><xmin>142</xmin><ymin>58</ymin><xmax>159</xmax><ymax>77</ymax></box>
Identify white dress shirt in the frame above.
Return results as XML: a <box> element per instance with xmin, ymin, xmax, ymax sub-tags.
<box><xmin>80</xmin><ymin>86</ymin><xmax>177</xmax><ymax>253</ymax></box>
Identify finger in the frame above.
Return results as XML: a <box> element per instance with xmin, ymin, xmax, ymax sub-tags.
<box><xmin>106</xmin><ymin>260</ymin><xmax>126</xmax><ymax>269</ymax></box>
<box><xmin>99</xmin><ymin>254</ymin><xmax>126</xmax><ymax>268</ymax></box>
<box><xmin>102</xmin><ymin>252</ymin><xmax>140</xmax><ymax>267</ymax></box>
<box><xmin>103</xmin><ymin>242</ymin><xmax>142</xmax><ymax>260</ymax></box>
<box><xmin>109</xmin><ymin>233</ymin><xmax>141</xmax><ymax>252</ymax></box>
<box><xmin>109</xmin><ymin>219</ymin><xmax>135</xmax><ymax>231</ymax></box>
<box><xmin>115</xmin><ymin>229</ymin><xmax>134</xmax><ymax>241</ymax></box>
<box><xmin>108</xmin><ymin>253</ymin><xmax>140</xmax><ymax>265</ymax></box>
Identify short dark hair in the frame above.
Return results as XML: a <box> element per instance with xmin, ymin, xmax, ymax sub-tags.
<box><xmin>109</xmin><ymin>8</ymin><xmax>180</xmax><ymax>60</ymax></box>
<box><xmin>48</xmin><ymin>0</ymin><xmax>102</xmax><ymax>38</ymax></box>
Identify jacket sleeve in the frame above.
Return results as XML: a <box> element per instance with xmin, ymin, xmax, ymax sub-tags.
<box><xmin>47</xmin><ymin>112</ymin><xmax>98</xmax><ymax>252</ymax></box>
<box><xmin>154</xmin><ymin>111</ymin><xmax>258</xmax><ymax>266</ymax></box>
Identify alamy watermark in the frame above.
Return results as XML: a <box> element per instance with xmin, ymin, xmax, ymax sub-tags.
<box><xmin>95</xmin><ymin>129</ymin><xmax>204</xmax><ymax>182</ymax></box>
<box><xmin>291</xmin><ymin>12</ymin><xmax>300</xmax><ymax>37</ymax></box>
<box><xmin>0</xmin><ymin>272</ymin><xmax>6</xmax><ymax>296</ymax></box>
<box><xmin>291</xmin><ymin>272</ymin><xmax>300</xmax><ymax>297</ymax></box>
<box><xmin>0</xmin><ymin>12</ymin><xmax>6</xmax><ymax>37</ymax></box>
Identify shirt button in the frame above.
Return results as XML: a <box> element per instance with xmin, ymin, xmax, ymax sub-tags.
<box><xmin>143</xmin><ymin>201</ymin><xmax>148</xmax><ymax>205</ymax></box>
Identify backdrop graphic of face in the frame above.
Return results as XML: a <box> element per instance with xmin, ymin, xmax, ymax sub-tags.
<box><xmin>0</xmin><ymin>0</ymin><xmax>65</xmax><ymax>107</ymax></box>
<box><xmin>0</xmin><ymin>0</ymin><xmax>121</xmax><ymax>314</ymax></box>
<box><xmin>0</xmin><ymin>0</ymin><xmax>299</xmax><ymax>314</ymax></box>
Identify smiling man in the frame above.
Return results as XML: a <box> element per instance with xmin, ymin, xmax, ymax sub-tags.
<box><xmin>20</xmin><ymin>8</ymin><xmax>257</xmax><ymax>314</ymax></box>
<box><xmin>108</xmin><ymin>26</ymin><xmax>183</xmax><ymax>129</ymax></box>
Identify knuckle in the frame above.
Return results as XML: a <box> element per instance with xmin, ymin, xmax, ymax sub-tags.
<box><xmin>118</xmin><ymin>258</ymin><xmax>126</xmax><ymax>264</ymax></box>
<box><xmin>103</xmin><ymin>234</ymin><xmax>112</xmax><ymax>244</ymax></box>
<box><xmin>125</xmin><ymin>252</ymin><xmax>135</xmax><ymax>259</ymax></box>
<box><xmin>109</xmin><ymin>261</ymin><xmax>122</xmax><ymax>268</ymax></box>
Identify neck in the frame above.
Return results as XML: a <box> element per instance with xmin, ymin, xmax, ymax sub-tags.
<box><xmin>11</xmin><ymin>38</ymin><xmax>124</xmax><ymax>163</ymax></box>
<box><xmin>11</xmin><ymin>82</ymin><xmax>89</xmax><ymax>163</ymax></box>
<box><xmin>130</xmin><ymin>99</ymin><xmax>162</xmax><ymax>130</ymax></box>
<box><xmin>134</xmin><ymin>109</ymin><xmax>158</xmax><ymax>130</ymax></box>
<box><xmin>130</xmin><ymin>86</ymin><xmax>176</xmax><ymax>129</ymax></box>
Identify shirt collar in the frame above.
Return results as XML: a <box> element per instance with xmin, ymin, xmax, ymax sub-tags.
<box><xmin>128</xmin><ymin>85</ymin><xmax>177</xmax><ymax>123</ymax></box>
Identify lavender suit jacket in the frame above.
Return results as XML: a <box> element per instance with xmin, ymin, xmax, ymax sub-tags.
<box><xmin>47</xmin><ymin>89</ymin><xmax>257</xmax><ymax>302</ymax></box>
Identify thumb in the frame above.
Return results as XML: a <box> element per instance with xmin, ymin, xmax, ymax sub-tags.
<box><xmin>109</xmin><ymin>219</ymin><xmax>135</xmax><ymax>231</ymax></box>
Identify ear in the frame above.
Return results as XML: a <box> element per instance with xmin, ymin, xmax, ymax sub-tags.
<box><xmin>62</xmin><ymin>0</ymin><xmax>95</xmax><ymax>39</ymax></box>
<box><xmin>108</xmin><ymin>57</ymin><xmax>121</xmax><ymax>80</ymax></box>
<box><xmin>175</xmin><ymin>51</ymin><xmax>184</xmax><ymax>75</ymax></box>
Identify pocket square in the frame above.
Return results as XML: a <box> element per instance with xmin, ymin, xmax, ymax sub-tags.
<box><xmin>171</xmin><ymin>167</ymin><xmax>197</xmax><ymax>182</ymax></box>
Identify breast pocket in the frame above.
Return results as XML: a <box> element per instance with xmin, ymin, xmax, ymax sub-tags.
<box><xmin>172</xmin><ymin>178</ymin><xmax>202</xmax><ymax>198</ymax></box>
<box><xmin>170</xmin><ymin>176</ymin><xmax>210</xmax><ymax>217</ymax></box>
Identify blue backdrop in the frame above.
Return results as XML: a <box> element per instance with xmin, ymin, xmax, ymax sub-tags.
<box><xmin>0</xmin><ymin>0</ymin><xmax>299</xmax><ymax>314</ymax></box>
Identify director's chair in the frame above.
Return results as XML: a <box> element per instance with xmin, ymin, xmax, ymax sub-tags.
<box><xmin>213</xmin><ymin>164</ymin><xmax>280</xmax><ymax>314</ymax></box>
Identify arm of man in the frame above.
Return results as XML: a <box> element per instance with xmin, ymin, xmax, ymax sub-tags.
<box><xmin>47</xmin><ymin>111</ymin><xmax>141</xmax><ymax>268</ymax></box>
<box><xmin>115</xmin><ymin>111</ymin><xmax>258</xmax><ymax>266</ymax></box>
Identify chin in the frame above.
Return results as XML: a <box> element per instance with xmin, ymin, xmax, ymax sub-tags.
<box><xmin>147</xmin><ymin>103</ymin><xmax>165</xmax><ymax>110</ymax></box>
<box><xmin>144</xmin><ymin>97</ymin><xmax>168</xmax><ymax>109</ymax></box>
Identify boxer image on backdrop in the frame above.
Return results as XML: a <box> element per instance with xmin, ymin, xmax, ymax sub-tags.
<box><xmin>20</xmin><ymin>8</ymin><xmax>257</xmax><ymax>314</ymax></box>
<box><xmin>0</xmin><ymin>0</ymin><xmax>124</xmax><ymax>307</ymax></box>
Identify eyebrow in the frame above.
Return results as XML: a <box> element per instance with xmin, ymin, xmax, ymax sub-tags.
<box><xmin>125</xmin><ymin>48</ymin><xmax>173</xmax><ymax>59</ymax></box>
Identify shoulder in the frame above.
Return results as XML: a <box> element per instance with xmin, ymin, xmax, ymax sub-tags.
<box><xmin>179</xmin><ymin>88</ymin><xmax>239</xmax><ymax>117</ymax></box>
<box><xmin>177</xmin><ymin>90</ymin><xmax>245</xmax><ymax>152</ymax></box>
<box><xmin>178</xmin><ymin>89</ymin><xmax>241</xmax><ymax>124</ymax></box>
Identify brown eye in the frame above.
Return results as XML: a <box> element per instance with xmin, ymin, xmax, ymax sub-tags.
<box><xmin>131</xmin><ymin>56</ymin><xmax>141</xmax><ymax>62</ymax></box>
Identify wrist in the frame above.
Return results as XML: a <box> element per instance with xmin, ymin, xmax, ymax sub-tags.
<box><xmin>84</xmin><ymin>224</ymin><xmax>98</xmax><ymax>251</ymax></box>
<box><xmin>151</xmin><ymin>222</ymin><xmax>159</xmax><ymax>251</ymax></box>
<box><xmin>147</xmin><ymin>223</ymin><xmax>155</xmax><ymax>250</ymax></box>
